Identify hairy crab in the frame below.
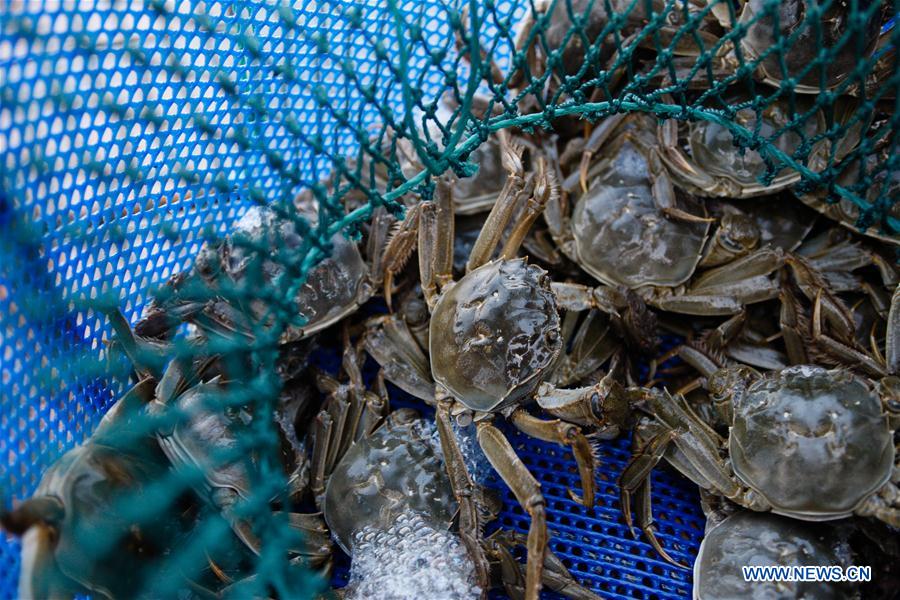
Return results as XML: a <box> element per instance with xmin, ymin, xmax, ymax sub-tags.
<box><xmin>136</xmin><ymin>202</ymin><xmax>391</xmax><ymax>345</ymax></box>
<box><xmin>546</xmin><ymin>113</ymin><xmax>786</xmax><ymax>316</ymax></box>
<box><xmin>666</xmin><ymin>222</ymin><xmax>897</xmax><ymax>376</ymax></box>
<box><xmin>107</xmin><ymin>305</ymin><xmax>333</xmax><ymax>567</ymax></box>
<box><xmin>366</xmin><ymin>136</ymin><xmax>652</xmax><ymax>597</ymax></box>
<box><xmin>693</xmin><ymin>511</ymin><xmax>857</xmax><ymax>600</ymax></box>
<box><xmin>145</xmin><ymin>353</ymin><xmax>332</xmax><ymax>565</ymax></box>
<box><xmin>508</xmin><ymin>0</ymin><xmax>721</xmax><ymax>97</ymax></box>
<box><xmin>620</xmin><ymin>364</ymin><xmax>900</xmax><ymax>564</ymax></box>
<box><xmin>0</xmin><ymin>379</ymin><xmax>250</xmax><ymax>599</ymax></box>
<box><xmin>656</xmin><ymin>94</ymin><xmax>828</xmax><ymax>199</ymax></box>
<box><xmin>730</xmin><ymin>0</ymin><xmax>887</xmax><ymax>94</ymax></box>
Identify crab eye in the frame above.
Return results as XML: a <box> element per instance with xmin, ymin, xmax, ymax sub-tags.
<box><xmin>544</xmin><ymin>328</ymin><xmax>559</xmax><ymax>345</ymax></box>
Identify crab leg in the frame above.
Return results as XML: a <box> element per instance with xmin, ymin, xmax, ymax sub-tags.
<box><xmin>810</xmin><ymin>294</ymin><xmax>888</xmax><ymax>378</ymax></box>
<box><xmin>647</xmin><ymin>149</ymin><xmax>712</xmax><ymax>224</ymax></box>
<box><xmin>322</xmin><ymin>392</ymin><xmax>351</xmax><ymax>482</ymax></box>
<box><xmin>278</xmin><ymin>512</ymin><xmax>334</xmax><ymax>567</ymax></box>
<box><xmin>415</xmin><ymin>178</ymin><xmax>457</xmax><ymax>308</ymax></box>
<box><xmin>310</xmin><ymin>403</ymin><xmax>335</xmax><ymax>502</ymax></box>
<box><xmin>466</xmin><ymin>132</ymin><xmax>526</xmax><ymax>272</ymax></box>
<box><xmin>488</xmin><ymin>535</ymin><xmax>525</xmax><ymax>600</ymax></box>
<box><xmin>311</xmin><ymin>362</ymin><xmax>388</xmax><ymax>503</ymax></box>
<box><xmin>862</xmin><ymin>281</ymin><xmax>892</xmax><ymax>320</ymax></box>
<box><xmin>335</xmin><ymin>330</ymin><xmax>368</xmax><ymax>458</ymax></box>
<box><xmin>857</xmin><ymin>480</ymin><xmax>900</xmax><ymax>528</ymax></box>
<box><xmin>671</xmin><ymin>344</ymin><xmax>723</xmax><ymax>380</ymax></box>
<box><xmin>432</xmin><ymin>175</ymin><xmax>456</xmax><ymax>289</ymax></box>
<box><xmin>135</xmin><ymin>295</ymin><xmax>206</xmax><ymax>341</ymax></box>
<box><xmin>509</xmin><ymin>409</ymin><xmax>596</xmax><ymax>506</ymax></box>
<box><xmin>487</xmin><ymin>530</ymin><xmax>601</xmax><ymax>600</ymax></box>
<box><xmin>705</xmin><ymin>310</ymin><xmax>746</xmax><ymax>350</ymax></box>
<box><xmin>381</xmin><ymin>203</ymin><xmax>421</xmax><ymax>310</ymax></box>
<box><xmin>620</xmin><ymin>390</ymin><xmax>753</xmax><ymax>563</ymax></box>
<box><xmin>366</xmin><ymin>205</ymin><xmax>394</xmax><ymax>288</ymax></box>
<box><xmin>635</xmin><ymin>472</ymin><xmax>686</xmax><ymax>568</ymax></box>
<box><xmin>363</xmin><ymin>314</ymin><xmax>435</xmax><ymax>401</ymax></box>
<box><xmin>618</xmin><ymin>428</ymin><xmax>676</xmax><ymax>537</ymax></box>
<box><xmin>104</xmin><ymin>308</ymin><xmax>171</xmax><ymax>379</ymax></box>
<box><xmin>650</xmin><ymin>293</ymin><xmax>745</xmax><ymax>316</ymax></box>
<box><xmin>802</xmin><ymin>236</ymin><xmax>897</xmax><ymax>289</ymax></box>
<box><xmin>476</xmin><ymin>419</ymin><xmax>547</xmax><ymax>600</ymax></box>
<box><xmin>576</xmin><ymin>114</ymin><xmax>628</xmax><ymax>193</ymax></box>
<box><xmin>887</xmin><ymin>284</ymin><xmax>899</xmax><ymax>375</ymax></box>
<box><xmin>619</xmin><ymin>424</ymin><xmax>697</xmax><ymax>568</ymax></box>
<box><xmin>779</xmin><ymin>286</ymin><xmax>810</xmax><ymax>365</ymax></box>
<box><xmin>653</xmin><ymin>247</ymin><xmax>785</xmax><ymax>314</ymax></box>
<box><xmin>534</xmin><ymin>378</ymin><xmax>632</xmax><ymax>438</ymax></box>
<box><xmin>551</xmin><ymin>281</ymin><xmax>623</xmax><ymax>315</ymax></box>
<box><xmin>434</xmin><ymin>392</ymin><xmax>491</xmax><ymax>591</ymax></box>
<box><xmin>652</xmin><ymin>393</ymin><xmax>737</xmax><ymax>497</ymax></box>
<box><xmin>538</xmin><ymin>545</ymin><xmax>601</xmax><ymax>600</ymax></box>
<box><xmin>553</xmin><ymin>310</ymin><xmax>619</xmax><ymax>386</ymax></box>
<box><xmin>418</xmin><ymin>202</ymin><xmax>440</xmax><ymax>308</ymax></box>
<box><xmin>500</xmin><ymin>157</ymin><xmax>557</xmax><ymax>260</ymax></box>
<box><xmin>784</xmin><ymin>254</ymin><xmax>855</xmax><ymax>334</ymax></box>
<box><xmin>656</xmin><ymin>117</ymin><xmax>717</xmax><ymax>193</ymax></box>
<box><xmin>360</xmin><ymin>370</ymin><xmax>390</xmax><ymax>438</ymax></box>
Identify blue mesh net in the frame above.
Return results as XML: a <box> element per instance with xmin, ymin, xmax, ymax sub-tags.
<box><xmin>1</xmin><ymin>0</ymin><xmax>896</xmax><ymax>597</ymax></box>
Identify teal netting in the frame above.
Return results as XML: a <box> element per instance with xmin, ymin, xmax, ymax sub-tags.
<box><xmin>1</xmin><ymin>0</ymin><xmax>897</xmax><ymax>598</ymax></box>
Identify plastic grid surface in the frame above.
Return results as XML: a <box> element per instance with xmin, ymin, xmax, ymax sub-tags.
<box><xmin>0</xmin><ymin>1</ymin><xmax>705</xmax><ymax>597</ymax></box>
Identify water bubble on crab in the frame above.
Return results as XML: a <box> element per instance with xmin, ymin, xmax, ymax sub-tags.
<box><xmin>345</xmin><ymin>510</ymin><xmax>480</xmax><ymax>600</ymax></box>
<box><xmin>425</xmin><ymin>419</ymin><xmax>491</xmax><ymax>484</ymax></box>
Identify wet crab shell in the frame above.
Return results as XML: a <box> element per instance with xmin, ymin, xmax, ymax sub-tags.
<box><xmin>798</xmin><ymin>155</ymin><xmax>900</xmax><ymax>246</ymax></box>
<box><xmin>686</xmin><ymin>100</ymin><xmax>826</xmax><ymax>196</ymax></box>
<box><xmin>323</xmin><ymin>412</ymin><xmax>456</xmax><ymax>554</ymax></box>
<box><xmin>429</xmin><ymin>258</ymin><xmax>562</xmax><ymax>412</ymax></box>
<box><xmin>30</xmin><ymin>443</ymin><xmax>180</xmax><ymax>598</ymax></box>
<box><xmin>572</xmin><ymin>137</ymin><xmax>709</xmax><ymax>288</ymax></box>
<box><xmin>225</xmin><ymin>206</ymin><xmax>371</xmax><ymax>341</ymax></box>
<box><xmin>730</xmin><ymin>365</ymin><xmax>894</xmax><ymax>520</ymax></box>
<box><xmin>738</xmin><ymin>0</ymin><xmax>885</xmax><ymax>93</ymax></box>
<box><xmin>694</xmin><ymin>511</ymin><xmax>855</xmax><ymax>600</ymax></box>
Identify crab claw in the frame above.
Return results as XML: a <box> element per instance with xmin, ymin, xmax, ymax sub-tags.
<box><xmin>1</xmin><ymin>496</ymin><xmax>64</xmax><ymax>535</ymax></box>
<box><xmin>2</xmin><ymin>497</ymin><xmax>67</xmax><ymax>598</ymax></box>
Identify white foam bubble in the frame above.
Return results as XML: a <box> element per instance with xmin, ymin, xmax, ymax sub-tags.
<box><xmin>344</xmin><ymin>510</ymin><xmax>480</xmax><ymax>600</ymax></box>
<box><xmin>422</xmin><ymin>419</ymin><xmax>490</xmax><ymax>485</ymax></box>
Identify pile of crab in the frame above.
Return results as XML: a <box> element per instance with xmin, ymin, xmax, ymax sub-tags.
<box><xmin>3</xmin><ymin>2</ymin><xmax>899</xmax><ymax>599</ymax></box>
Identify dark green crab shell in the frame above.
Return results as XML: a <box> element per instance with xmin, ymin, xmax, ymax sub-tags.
<box><xmin>224</xmin><ymin>206</ymin><xmax>370</xmax><ymax>341</ymax></box>
<box><xmin>429</xmin><ymin>258</ymin><xmax>562</xmax><ymax>413</ymax></box>
<box><xmin>323</xmin><ymin>412</ymin><xmax>456</xmax><ymax>554</ymax></box>
<box><xmin>32</xmin><ymin>442</ymin><xmax>179</xmax><ymax>599</ymax></box>
<box><xmin>572</xmin><ymin>136</ymin><xmax>709</xmax><ymax>289</ymax></box>
<box><xmin>694</xmin><ymin>511</ymin><xmax>854</xmax><ymax>600</ymax></box>
<box><xmin>730</xmin><ymin>365</ymin><xmax>894</xmax><ymax>520</ymax></box>
<box><xmin>738</xmin><ymin>0</ymin><xmax>884</xmax><ymax>92</ymax></box>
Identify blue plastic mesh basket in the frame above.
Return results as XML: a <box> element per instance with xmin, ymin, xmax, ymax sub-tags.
<box><xmin>0</xmin><ymin>1</ymin><xmax>727</xmax><ymax>596</ymax></box>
